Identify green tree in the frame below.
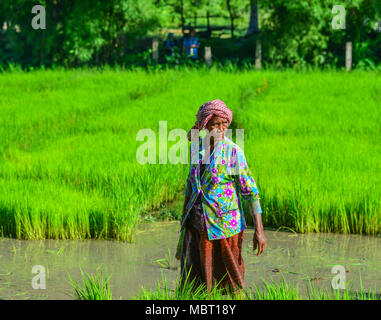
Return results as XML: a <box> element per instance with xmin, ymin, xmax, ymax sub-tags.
<box><xmin>260</xmin><ymin>0</ymin><xmax>380</xmax><ymax>67</ymax></box>
<box><xmin>224</xmin><ymin>0</ymin><xmax>247</xmax><ymax>38</ymax></box>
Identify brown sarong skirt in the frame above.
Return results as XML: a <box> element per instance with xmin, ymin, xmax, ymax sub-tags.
<box><xmin>179</xmin><ymin>220</ymin><xmax>245</xmax><ymax>295</ymax></box>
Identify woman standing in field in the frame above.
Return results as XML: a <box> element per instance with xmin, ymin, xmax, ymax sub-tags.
<box><xmin>176</xmin><ymin>99</ymin><xmax>266</xmax><ymax>298</ymax></box>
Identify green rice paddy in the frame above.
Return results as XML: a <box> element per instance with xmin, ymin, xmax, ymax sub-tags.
<box><xmin>0</xmin><ymin>67</ymin><xmax>380</xmax><ymax>241</ymax></box>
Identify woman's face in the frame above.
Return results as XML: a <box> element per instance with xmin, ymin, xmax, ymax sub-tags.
<box><xmin>205</xmin><ymin>115</ymin><xmax>229</xmax><ymax>142</ymax></box>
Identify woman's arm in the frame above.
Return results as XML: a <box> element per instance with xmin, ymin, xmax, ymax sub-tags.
<box><xmin>233</xmin><ymin>148</ymin><xmax>266</xmax><ymax>256</ymax></box>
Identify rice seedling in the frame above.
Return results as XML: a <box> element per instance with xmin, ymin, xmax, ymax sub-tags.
<box><xmin>249</xmin><ymin>277</ymin><xmax>301</xmax><ymax>300</ymax></box>
<box><xmin>44</xmin><ymin>246</ymin><xmax>65</xmax><ymax>256</ymax></box>
<box><xmin>135</xmin><ymin>265</ymin><xmax>230</xmax><ymax>300</ymax></box>
<box><xmin>10</xmin><ymin>243</ymin><xmax>20</xmax><ymax>255</ymax></box>
<box><xmin>67</xmin><ymin>267</ymin><xmax>112</xmax><ymax>300</ymax></box>
<box><xmin>135</xmin><ymin>272</ymin><xmax>381</xmax><ymax>300</ymax></box>
<box><xmin>152</xmin><ymin>248</ymin><xmax>177</xmax><ymax>270</ymax></box>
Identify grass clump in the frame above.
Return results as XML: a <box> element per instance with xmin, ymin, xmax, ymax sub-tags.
<box><xmin>134</xmin><ymin>272</ymin><xmax>381</xmax><ymax>300</ymax></box>
<box><xmin>134</xmin><ymin>266</ymin><xmax>234</xmax><ymax>300</ymax></box>
<box><xmin>68</xmin><ymin>267</ymin><xmax>112</xmax><ymax>300</ymax></box>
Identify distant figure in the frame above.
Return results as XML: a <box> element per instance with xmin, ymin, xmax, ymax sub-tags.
<box><xmin>182</xmin><ymin>29</ymin><xmax>200</xmax><ymax>61</ymax></box>
<box><xmin>165</xmin><ymin>32</ymin><xmax>177</xmax><ymax>56</ymax></box>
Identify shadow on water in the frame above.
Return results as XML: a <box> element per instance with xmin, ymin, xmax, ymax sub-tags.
<box><xmin>0</xmin><ymin>221</ymin><xmax>381</xmax><ymax>299</ymax></box>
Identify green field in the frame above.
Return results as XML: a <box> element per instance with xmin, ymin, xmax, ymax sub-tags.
<box><xmin>0</xmin><ymin>67</ymin><xmax>380</xmax><ymax>241</ymax></box>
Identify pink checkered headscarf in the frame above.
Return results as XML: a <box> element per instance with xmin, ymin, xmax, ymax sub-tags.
<box><xmin>187</xmin><ymin>99</ymin><xmax>233</xmax><ymax>141</ymax></box>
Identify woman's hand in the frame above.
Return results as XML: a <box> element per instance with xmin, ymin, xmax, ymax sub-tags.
<box><xmin>249</xmin><ymin>202</ymin><xmax>266</xmax><ymax>256</ymax></box>
<box><xmin>253</xmin><ymin>229</ymin><xmax>266</xmax><ymax>256</ymax></box>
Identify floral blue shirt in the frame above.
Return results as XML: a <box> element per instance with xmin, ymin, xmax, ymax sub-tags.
<box><xmin>178</xmin><ymin>136</ymin><xmax>262</xmax><ymax>240</ymax></box>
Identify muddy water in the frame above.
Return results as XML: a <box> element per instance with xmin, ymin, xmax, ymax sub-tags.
<box><xmin>0</xmin><ymin>221</ymin><xmax>380</xmax><ymax>299</ymax></box>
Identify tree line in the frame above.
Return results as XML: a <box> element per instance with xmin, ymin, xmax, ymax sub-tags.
<box><xmin>0</xmin><ymin>0</ymin><xmax>380</xmax><ymax>69</ymax></box>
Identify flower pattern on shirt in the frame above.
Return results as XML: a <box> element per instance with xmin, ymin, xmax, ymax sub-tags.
<box><xmin>179</xmin><ymin>136</ymin><xmax>262</xmax><ymax>240</ymax></box>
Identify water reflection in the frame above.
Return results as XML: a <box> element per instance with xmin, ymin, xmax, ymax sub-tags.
<box><xmin>0</xmin><ymin>222</ymin><xmax>380</xmax><ymax>299</ymax></box>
